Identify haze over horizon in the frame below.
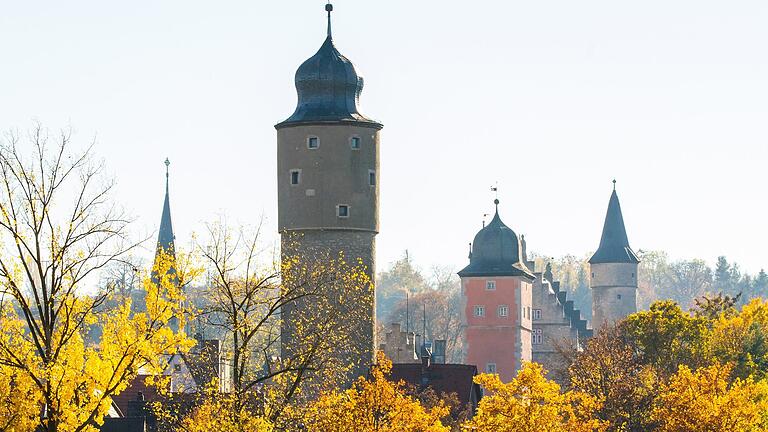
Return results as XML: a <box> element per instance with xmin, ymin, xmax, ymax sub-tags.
<box><xmin>1</xmin><ymin>0</ymin><xmax>766</xmax><ymax>275</ymax></box>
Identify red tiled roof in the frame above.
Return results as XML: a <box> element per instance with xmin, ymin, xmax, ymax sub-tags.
<box><xmin>111</xmin><ymin>375</ymin><xmax>163</xmax><ymax>417</ymax></box>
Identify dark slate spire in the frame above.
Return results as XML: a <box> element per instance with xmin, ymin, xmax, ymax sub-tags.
<box><xmin>458</xmin><ymin>199</ymin><xmax>534</xmax><ymax>279</ymax></box>
<box><xmin>276</xmin><ymin>3</ymin><xmax>381</xmax><ymax>129</ymax></box>
<box><xmin>156</xmin><ymin>158</ymin><xmax>175</xmax><ymax>259</ymax></box>
<box><xmin>588</xmin><ymin>182</ymin><xmax>639</xmax><ymax>264</ymax></box>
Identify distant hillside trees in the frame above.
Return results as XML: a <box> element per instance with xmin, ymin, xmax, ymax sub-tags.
<box><xmin>543</xmin><ymin>251</ymin><xmax>766</xmax><ymax>316</ymax></box>
<box><xmin>375</xmin><ymin>255</ymin><xmax>464</xmax><ymax>363</ymax></box>
<box><xmin>376</xmin><ymin>250</ymin><xmax>765</xmax><ymax>362</ymax></box>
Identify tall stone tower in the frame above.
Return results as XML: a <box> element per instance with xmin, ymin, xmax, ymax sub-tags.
<box><xmin>459</xmin><ymin>200</ymin><xmax>535</xmax><ymax>382</ymax></box>
<box><xmin>589</xmin><ymin>181</ymin><xmax>640</xmax><ymax>331</ymax></box>
<box><xmin>276</xmin><ymin>3</ymin><xmax>381</xmax><ymax>383</ymax></box>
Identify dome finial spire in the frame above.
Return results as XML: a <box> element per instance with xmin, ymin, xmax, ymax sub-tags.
<box><xmin>325</xmin><ymin>2</ymin><xmax>333</xmax><ymax>38</ymax></box>
<box><xmin>491</xmin><ymin>183</ymin><xmax>499</xmax><ymax>213</ymax></box>
<box><xmin>612</xmin><ymin>178</ymin><xmax>616</xmax><ymax>191</ymax></box>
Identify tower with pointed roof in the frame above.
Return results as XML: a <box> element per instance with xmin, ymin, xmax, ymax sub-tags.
<box><xmin>276</xmin><ymin>3</ymin><xmax>380</xmax><ymax>383</ymax></box>
<box><xmin>458</xmin><ymin>200</ymin><xmax>535</xmax><ymax>382</ymax></box>
<box><xmin>154</xmin><ymin>158</ymin><xmax>176</xmax><ymax>279</ymax></box>
<box><xmin>589</xmin><ymin>181</ymin><xmax>640</xmax><ymax>331</ymax></box>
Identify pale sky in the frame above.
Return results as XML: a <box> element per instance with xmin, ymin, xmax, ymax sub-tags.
<box><xmin>1</xmin><ymin>1</ymin><xmax>766</xmax><ymax>275</ymax></box>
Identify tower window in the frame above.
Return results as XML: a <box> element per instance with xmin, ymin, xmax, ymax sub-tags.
<box><xmin>486</xmin><ymin>363</ymin><xmax>496</xmax><ymax>374</ymax></box>
<box><xmin>351</xmin><ymin>136</ymin><xmax>361</xmax><ymax>149</ymax></box>
<box><xmin>617</xmin><ymin>294</ymin><xmax>622</xmax><ymax>300</ymax></box>
<box><xmin>369</xmin><ymin>170</ymin><xmax>376</xmax><ymax>186</ymax></box>
<box><xmin>486</xmin><ymin>280</ymin><xmax>496</xmax><ymax>290</ymax></box>
<box><xmin>307</xmin><ymin>136</ymin><xmax>319</xmax><ymax>149</ymax></box>
<box><xmin>337</xmin><ymin>205</ymin><xmax>349</xmax><ymax>218</ymax></box>
<box><xmin>473</xmin><ymin>305</ymin><xmax>485</xmax><ymax>317</ymax></box>
<box><xmin>533</xmin><ymin>309</ymin><xmax>542</xmax><ymax>321</ymax></box>
<box><xmin>498</xmin><ymin>305</ymin><xmax>508</xmax><ymax>317</ymax></box>
<box><xmin>533</xmin><ymin>328</ymin><xmax>543</xmax><ymax>345</ymax></box>
<box><xmin>290</xmin><ymin>170</ymin><xmax>301</xmax><ymax>185</ymax></box>
<box><xmin>591</xmin><ymin>273</ymin><xmax>595</xmax><ymax>278</ymax></box>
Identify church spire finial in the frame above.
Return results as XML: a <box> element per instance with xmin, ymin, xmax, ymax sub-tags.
<box><xmin>325</xmin><ymin>2</ymin><xmax>333</xmax><ymax>38</ymax></box>
<box><xmin>612</xmin><ymin>178</ymin><xmax>616</xmax><ymax>191</ymax></box>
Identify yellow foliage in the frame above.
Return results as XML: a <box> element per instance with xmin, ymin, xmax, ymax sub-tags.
<box><xmin>177</xmin><ymin>392</ymin><xmax>273</xmax><ymax>432</ymax></box>
<box><xmin>711</xmin><ymin>298</ymin><xmax>768</xmax><ymax>381</ymax></box>
<box><xmin>466</xmin><ymin>362</ymin><xmax>607</xmax><ymax>432</ymax></box>
<box><xmin>0</xmin><ymin>250</ymin><xmax>195</xmax><ymax>432</ymax></box>
<box><xmin>300</xmin><ymin>351</ymin><xmax>450</xmax><ymax>432</ymax></box>
<box><xmin>652</xmin><ymin>363</ymin><xmax>768</xmax><ymax>432</ymax></box>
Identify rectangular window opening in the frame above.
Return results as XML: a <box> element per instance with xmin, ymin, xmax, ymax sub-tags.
<box><xmin>369</xmin><ymin>170</ymin><xmax>376</xmax><ymax>186</ymax></box>
<box><xmin>533</xmin><ymin>329</ymin><xmax>543</xmax><ymax>345</ymax></box>
<box><xmin>351</xmin><ymin>136</ymin><xmax>361</xmax><ymax>149</ymax></box>
<box><xmin>486</xmin><ymin>280</ymin><xmax>496</xmax><ymax>290</ymax></box>
<box><xmin>290</xmin><ymin>170</ymin><xmax>300</xmax><ymax>185</ymax></box>
<box><xmin>473</xmin><ymin>305</ymin><xmax>485</xmax><ymax>317</ymax></box>
<box><xmin>337</xmin><ymin>205</ymin><xmax>350</xmax><ymax>218</ymax></box>
<box><xmin>307</xmin><ymin>136</ymin><xmax>319</xmax><ymax>149</ymax></box>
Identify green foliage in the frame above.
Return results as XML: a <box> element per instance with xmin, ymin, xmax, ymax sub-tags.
<box><xmin>622</xmin><ymin>301</ymin><xmax>711</xmax><ymax>376</ymax></box>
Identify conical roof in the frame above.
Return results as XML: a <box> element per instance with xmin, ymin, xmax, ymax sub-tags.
<box><xmin>156</xmin><ymin>158</ymin><xmax>175</xmax><ymax>259</ymax></box>
<box><xmin>589</xmin><ymin>188</ymin><xmax>639</xmax><ymax>264</ymax></box>
<box><xmin>458</xmin><ymin>201</ymin><xmax>534</xmax><ymax>279</ymax></box>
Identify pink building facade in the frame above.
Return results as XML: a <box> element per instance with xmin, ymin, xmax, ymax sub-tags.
<box><xmin>459</xmin><ymin>200</ymin><xmax>534</xmax><ymax>382</ymax></box>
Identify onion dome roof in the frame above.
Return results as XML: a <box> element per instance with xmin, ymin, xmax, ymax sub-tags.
<box><xmin>458</xmin><ymin>201</ymin><xmax>534</xmax><ymax>279</ymax></box>
<box><xmin>276</xmin><ymin>4</ymin><xmax>381</xmax><ymax>129</ymax></box>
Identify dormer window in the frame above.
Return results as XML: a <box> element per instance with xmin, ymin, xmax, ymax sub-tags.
<box><xmin>307</xmin><ymin>136</ymin><xmax>319</xmax><ymax>149</ymax></box>
<box><xmin>350</xmin><ymin>136</ymin><xmax>361</xmax><ymax>149</ymax></box>
<box><xmin>337</xmin><ymin>204</ymin><xmax>349</xmax><ymax>218</ymax></box>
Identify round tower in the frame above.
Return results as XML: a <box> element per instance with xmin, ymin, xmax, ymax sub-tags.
<box><xmin>277</xmin><ymin>3</ymin><xmax>381</xmax><ymax>383</ymax></box>
<box><xmin>589</xmin><ymin>181</ymin><xmax>639</xmax><ymax>331</ymax></box>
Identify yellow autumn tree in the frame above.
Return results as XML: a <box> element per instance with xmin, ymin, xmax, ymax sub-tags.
<box><xmin>710</xmin><ymin>298</ymin><xmax>768</xmax><ymax>381</ymax></box>
<box><xmin>300</xmin><ymin>351</ymin><xmax>450</xmax><ymax>432</ymax></box>
<box><xmin>652</xmin><ymin>363</ymin><xmax>768</xmax><ymax>432</ymax></box>
<box><xmin>466</xmin><ymin>362</ymin><xmax>607</xmax><ymax>432</ymax></box>
<box><xmin>0</xmin><ymin>126</ymin><xmax>194</xmax><ymax>432</ymax></box>
<box><xmin>176</xmin><ymin>385</ymin><xmax>273</xmax><ymax>432</ymax></box>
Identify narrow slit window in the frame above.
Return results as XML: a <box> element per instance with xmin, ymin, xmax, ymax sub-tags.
<box><xmin>369</xmin><ymin>170</ymin><xmax>376</xmax><ymax>186</ymax></box>
<box><xmin>290</xmin><ymin>170</ymin><xmax>300</xmax><ymax>185</ymax></box>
